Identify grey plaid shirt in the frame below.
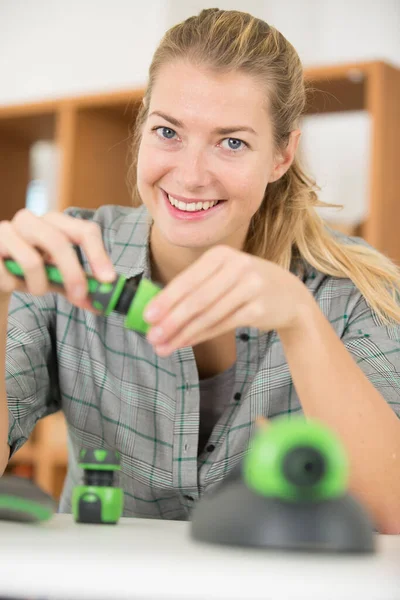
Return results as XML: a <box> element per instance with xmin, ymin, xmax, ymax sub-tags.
<box><xmin>6</xmin><ymin>204</ymin><xmax>400</xmax><ymax>518</ymax></box>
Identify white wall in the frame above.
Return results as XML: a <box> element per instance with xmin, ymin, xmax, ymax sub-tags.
<box><xmin>0</xmin><ymin>0</ymin><xmax>167</xmax><ymax>105</ymax></box>
<box><xmin>1</xmin><ymin>1</ymin><xmax>399</xmax><ymax>105</ymax></box>
<box><xmin>166</xmin><ymin>0</ymin><xmax>268</xmax><ymax>26</ymax></box>
<box><xmin>262</xmin><ymin>0</ymin><xmax>400</xmax><ymax>68</ymax></box>
<box><xmin>167</xmin><ymin>0</ymin><xmax>400</xmax><ymax>68</ymax></box>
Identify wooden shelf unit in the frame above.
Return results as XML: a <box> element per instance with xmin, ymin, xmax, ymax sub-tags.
<box><xmin>2</xmin><ymin>60</ymin><xmax>400</xmax><ymax>499</ymax></box>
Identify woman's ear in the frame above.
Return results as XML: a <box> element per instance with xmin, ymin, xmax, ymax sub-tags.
<box><xmin>269</xmin><ymin>129</ymin><xmax>301</xmax><ymax>183</ymax></box>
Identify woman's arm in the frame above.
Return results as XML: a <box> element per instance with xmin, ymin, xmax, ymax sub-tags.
<box><xmin>278</xmin><ymin>300</ymin><xmax>400</xmax><ymax>534</ymax></box>
<box><xmin>143</xmin><ymin>245</ymin><xmax>400</xmax><ymax>533</ymax></box>
<box><xmin>0</xmin><ymin>297</ymin><xmax>11</xmax><ymax>475</ymax></box>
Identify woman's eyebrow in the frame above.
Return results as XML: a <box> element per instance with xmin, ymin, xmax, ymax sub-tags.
<box><xmin>149</xmin><ymin>110</ymin><xmax>257</xmax><ymax>136</ymax></box>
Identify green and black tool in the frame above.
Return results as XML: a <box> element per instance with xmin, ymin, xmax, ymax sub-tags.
<box><xmin>0</xmin><ymin>475</ymin><xmax>57</xmax><ymax>523</ymax></box>
<box><xmin>72</xmin><ymin>448</ymin><xmax>124</xmax><ymax>525</ymax></box>
<box><xmin>4</xmin><ymin>258</ymin><xmax>161</xmax><ymax>334</ymax></box>
<box><xmin>191</xmin><ymin>416</ymin><xmax>376</xmax><ymax>553</ymax></box>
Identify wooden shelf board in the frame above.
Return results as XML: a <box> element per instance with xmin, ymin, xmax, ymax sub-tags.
<box><xmin>304</xmin><ymin>60</ymin><xmax>387</xmax><ymax>81</ymax></box>
<box><xmin>72</xmin><ymin>87</ymin><xmax>144</xmax><ymax>110</ymax></box>
<box><xmin>0</xmin><ymin>113</ymin><xmax>56</xmax><ymax>142</ymax></box>
<box><xmin>0</xmin><ymin>98</ymin><xmax>60</xmax><ymax>118</ymax></box>
<box><xmin>304</xmin><ymin>77</ymin><xmax>366</xmax><ymax>114</ymax></box>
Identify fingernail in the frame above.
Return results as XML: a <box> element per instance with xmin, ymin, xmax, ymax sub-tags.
<box><xmin>144</xmin><ymin>304</ymin><xmax>160</xmax><ymax>321</ymax></box>
<box><xmin>147</xmin><ymin>326</ymin><xmax>164</xmax><ymax>342</ymax></box>
<box><xmin>101</xmin><ymin>266</ymin><xmax>115</xmax><ymax>280</ymax></box>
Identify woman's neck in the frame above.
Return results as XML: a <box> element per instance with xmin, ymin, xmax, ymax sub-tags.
<box><xmin>149</xmin><ymin>224</ymin><xmax>248</xmax><ymax>286</ymax></box>
<box><xmin>149</xmin><ymin>231</ymin><xmax>205</xmax><ymax>286</ymax></box>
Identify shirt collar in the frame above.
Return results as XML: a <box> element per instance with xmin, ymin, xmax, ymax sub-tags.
<box><xmin>110</xmin><ymin>204</ymin><xmax>153</xmax><ymax>280</ymax></box>
<box><xmin>110</xmin><ymin>204</ymin><xmax>314</xmax><ymax>287</ymax></box>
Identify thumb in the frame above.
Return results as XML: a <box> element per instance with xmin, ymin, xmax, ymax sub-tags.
<box><xmin>255</xmin><ymin>415</ymin><xmax>269</xmax><ymax>429</ymax></box>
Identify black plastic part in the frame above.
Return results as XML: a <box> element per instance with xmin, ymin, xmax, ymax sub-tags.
<box><xmin>79</xmin><ymin>448</ymin><xmax>121</xmax><ymax>468</ymax></box>
<box><xmin>190</xmin><ymin>479</ymin><xmax>375</xmax><ymax>553</ymax></box>
<box><xmin>84</xmin><ymin>471</ymin><xmax>114</xmax><ymax>487</ymax></box>
<box><xmin>0</xmin><ymin>475</ymin><xmax>57</xmax><ymax>523</ymax></box>
<box><xmin>114</xmin><ymin>275</ymin><xmax>142</xmax><ymax>315</ymax></box>
<box><xmin>282</xmin><ymin>445</ymin><xmax>326</xmax><ymax>487</ymax></box>
<box><xmin>77</xmin><ymin>493</ymin><xmax>103</xmax><ymax>524</ymax></box>
<box><xmin>88</xmin><ymin>278</ymin><xmax>121</xmax><ymax>313</ymax></box>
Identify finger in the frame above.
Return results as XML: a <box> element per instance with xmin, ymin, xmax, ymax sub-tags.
<box><xmin>0</xmin><ymin>258</ymin><xmax>25</xmax><ymax>297</ymax></box>
<box><xmin>180</xmin><ymin>301</ymin><xmax>258</xmax><ymax>349</ymax></box>
<box><xmin>255</xmin><ymin>416</ymin><xmax>269</xmax><ymax>429</ymax></box>
<box><xmin>12</xmin><ymin>211</ymin><xmax>90</xmax><ymax>302</ymax></box>
<box><xmin>151</xmin><ymin>276</ymin><xmax>259</xmax><ymax>351</ymax></box>
<box><xmin>0</xmin><ymin>235</ymin><xmax>25</xmax><ymax>295</ymax></box>
<box><xmin>146</xmin><ymin>259</ymin><xmax>244</xmax><ymax>345</ymax></box>
<box><xmin>0</xmin><ymin>221</ymin><xmax>50</xmax><ymax>296</ymax></box>
<box><xmin>144</xmin><ymin>246</ymin><xmax>230</xmax><ymax>323</ymax></box>
<box><xmin>42</xmin><ymin>212</ymin><xmax>115</xmax><ymax>281</ymax></box>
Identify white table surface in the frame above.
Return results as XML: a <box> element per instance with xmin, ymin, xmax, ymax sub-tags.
<box><xmin>0</xmin><ymin>514</ymin><xmax>399</xmax><ymax>600</ymax></box>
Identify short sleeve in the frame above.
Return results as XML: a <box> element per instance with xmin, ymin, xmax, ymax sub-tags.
<box><xmin>340</xmin><ymin>294</ymin><xmax>400</xmax><ymax>418</ymax></box>
<box><xmin>6</xmin><ymin>290</ymin><xmax>60</xmax><ymax>457</ymax></box>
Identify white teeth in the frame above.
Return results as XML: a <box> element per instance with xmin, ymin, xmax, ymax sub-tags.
<box><xmin>167</xmin><ymin>194</ymin><xmax>219</xmax><ymax>211</ymax></box>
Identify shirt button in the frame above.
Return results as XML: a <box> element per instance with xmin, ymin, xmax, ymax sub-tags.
<box><xmin>234</xmin><ymin>392</ymin><xmax>242</xmax><ymax>401</ymax></box>
<box><xmin>206</xmin><ymin>444</ymin><xmax>215</xmax><ymax>452</ymax></box>
<box><xmin>240</xmin><ymin>333</ymin><xmax>250</xmax><ymax>341</ymax></box>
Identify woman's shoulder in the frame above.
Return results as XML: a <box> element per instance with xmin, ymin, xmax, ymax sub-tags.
<box><xmin>63</xmin><ymin>204</ymin><xmax>150</xmax><ymax>254</ymax></box>
<box><xmin>64</xmin><ymin>204</ymin><xmax>147</xmax><ymax>230</ymax></box>
<box><xmin>298</xmin><ymin>227</ymin><xmax>377</xmax><ymax>289</ymax></box>
<box><xmin>298</xmin><ymin>229</ymin><xmax>396</xmax><ymax>336</ymax></box>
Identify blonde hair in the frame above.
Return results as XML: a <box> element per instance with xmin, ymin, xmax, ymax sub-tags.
<box><xmin>128</xmin><ymin>8</ymin><xmax>400</xmax><ymax>325</ymax></box>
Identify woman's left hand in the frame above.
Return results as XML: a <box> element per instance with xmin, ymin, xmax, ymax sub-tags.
<box><xmin>144</xmin><ymin>245</ymin><xmax>314</xmax><ymax>356</ymax></box>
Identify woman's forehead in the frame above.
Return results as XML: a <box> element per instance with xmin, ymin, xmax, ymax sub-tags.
<box><xmin>149</xmin><ymin>60</ymin><xmax>269</xmax><ymax>130</ymax></box>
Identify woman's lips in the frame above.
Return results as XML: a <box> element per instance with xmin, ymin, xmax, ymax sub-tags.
<box><xmin>161</xmin><ymin>189</ymin><xmax>226</xmax><ymax>221</ymax></box>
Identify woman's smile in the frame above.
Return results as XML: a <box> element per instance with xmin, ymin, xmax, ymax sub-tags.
<box><xmin>161</xmin><ymin>188</ymin><xmax>227</xmax><ymax>221</ymax></box>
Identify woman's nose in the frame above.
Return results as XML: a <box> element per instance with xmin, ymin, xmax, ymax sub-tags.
<box><xmin>174</xmin><ymin>146</ymin><xmax>213</xmax><ymax>191</ymax></box>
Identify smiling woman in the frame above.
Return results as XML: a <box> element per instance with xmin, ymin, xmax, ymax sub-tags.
<box><xmin>3</xmin><ymin>8</ymin><xmax>400</xmax><ymax>533</ymax></box>
<box><xmin>135</xmin><ymin>62</ymin><xmax>288</xmax><ymax>253</ymax></box>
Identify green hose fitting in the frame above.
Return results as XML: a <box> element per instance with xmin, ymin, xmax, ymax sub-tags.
<box><xmin>243</xmin><ymin>416</ymin><xmax>348</xmax><ymax>502</ymax></box>
<box><xmin>72</xmin><ymin>448</ymin><xmax>124</xmax><ymax>524</ymax></box>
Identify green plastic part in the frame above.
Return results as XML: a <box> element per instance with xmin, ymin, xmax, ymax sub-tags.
<box><xmin>72</xmin><ymin>485</ymin><xmax>124</xmax><ymax>523</ymax></box>
<box><xmin>103</xmin><ymin>275</ymin><xmax>126</xmax><ymax>316</ymax></box>
<box><xmin>0</xmin><ymin>495</ymin><xmax>54</xmax><ymax>522</ymax></box>
<box><xmin>124</xmin><ymin>278</ymin><xmax>161</xmax><ymax>333</ymax></box>
<box><xmin>4</xmin><ymin>259</ymin><xmax>23</xmax><ymax>278</ymax></box>
<box><xmin>243</xmin><ymin>416</ymin><xmax>348</xmax><ymax>502</ymax></box>
<box><xmin>45</xmin><ymin>265</ymin><xmax>65</xmax><ymax>285</ymax></box>
<box><xmin>78</xmin><ymin>462</ymin><xmax>120</xmax><ymax>472</ymax></box>
<box><xmin>4</xmin><ymin>260</ymin><xmax>66</xmax><ymax>286</ymax></box>
<box><xmin>94</xmin><ymin>449</ymin><xmax>110</xmax><ymax>462</ymax></box>
<box><xmin>98</xmin><ymin>282</ymin><xmax>114</xmax><ymax>294</ymax></box>
<box><xmin>87</xmin><ymin>278</ymin><xmax>99</xmax><ymax>294</ymax></box>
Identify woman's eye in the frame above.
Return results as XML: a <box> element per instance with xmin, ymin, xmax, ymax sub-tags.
<box><xmin>220</xmin><ymin>138</ymin><xmax>246</xmax><ymax>151</ymax></box>
<box><xmin>155</xmin><ymin>126</ymin><xmax>177</xmax><ymax>140</ymax></box>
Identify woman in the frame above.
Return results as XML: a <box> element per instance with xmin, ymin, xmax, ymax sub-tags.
<box><xmin>1</xmin><ymin>9</ymin><xmax>400</xmax><ymax>532</ymax></box>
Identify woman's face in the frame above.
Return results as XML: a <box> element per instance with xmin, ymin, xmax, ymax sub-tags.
<box><xmin>137</xmin><ymin>60</ymin><xmax>297</xmax><ymax>250</ymax></box>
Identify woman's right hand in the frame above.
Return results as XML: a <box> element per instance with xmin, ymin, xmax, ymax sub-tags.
<box><xmin>0</xmin><ymin>209</ymin><xmax>116</xmax><ymax>311</ymax></box>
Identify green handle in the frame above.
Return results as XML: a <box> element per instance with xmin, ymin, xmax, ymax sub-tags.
<box><xmin>4</xmin><ymin>259</ymin><xmax>100</xmax><ymax>294</ymax></box>
<box><xmin>3</xmin><ymin>258</ymin><xmax>162</xmax><ymax>334</ymax></box>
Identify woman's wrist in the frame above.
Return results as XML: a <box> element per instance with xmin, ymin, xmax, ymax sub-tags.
<box><xmin>0</xmin><ymin>294</ymin><xmax>11</xmax><ymax>316</ymax></box>
<box><xmin>276</xmin><ymin>282</ymin><xmax>318</xmax><ymax>340</ymax></box>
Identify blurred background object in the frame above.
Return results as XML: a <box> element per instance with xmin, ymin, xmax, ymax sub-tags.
<box><xmin>0</xmin><ymin>0</ymin><xmax>399</xmax><ymax>499</ymax></box>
